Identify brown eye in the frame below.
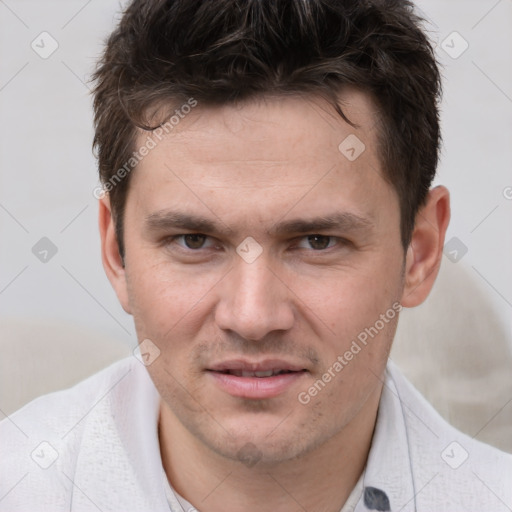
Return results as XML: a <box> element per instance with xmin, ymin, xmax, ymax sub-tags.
<box><xmin>306</xmin><ymin>235</ymin><xmax>333</xmax><ymax>250</ymax></box>
<box><xmin>164</xmin><ymin>234</ymin><xmax>217</xmax><ymax>253</ymax></box>
<box><xmin>182</xmin><ymin>234</ymin><xmax>208</xmax><ymax>249</ymax></box>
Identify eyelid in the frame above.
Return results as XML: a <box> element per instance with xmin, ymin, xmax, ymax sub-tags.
<box><xmin>163</xmin><ymin>233</ymin><xmax>349</xmax><ymax>252</ymax></box>
<box><xmin>293</xmin><ymin>235</ymin><xmax>346</xmax><ymax>250</ymax></box>
<box><xmin>165</xmin><ymin>234</ymin><xmax>217</xmax><ymax>250</ymax></box>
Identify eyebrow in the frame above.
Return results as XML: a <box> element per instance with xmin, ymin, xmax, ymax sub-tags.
<box><xmin>145</xmin><ymin>211</ymin><xmax>226</xmax><ymax>234</ymax></box>
<box><xmin>268</xmin><ymin>212</ymin><xmax>374</xmax><ymax>236</ymax></box>
<box><xmin>144</xmin><ymin>210</ymin><xmax>374</xmax><ymax>237</ymax></box>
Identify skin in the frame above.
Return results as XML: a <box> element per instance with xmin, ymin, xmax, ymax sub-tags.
<box><xmin>99</xmin><ymin>89</ymin><xmax>450</xmax><ymax>512</ymax></box>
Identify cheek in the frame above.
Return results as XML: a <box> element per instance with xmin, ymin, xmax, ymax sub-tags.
<box><xmin>295</xmin><ymin>257</ymin><xmax>402</xmax><ymax>372</ymax></box>
<box><xmin>125</xmin><ymin>258</ymin><xmax>218</xmax><ymax>342</ymax></box>
<box><xmin>300</xmin><ymin>259</ymin><xmax>401</xmax><ymax>330</ymax></box>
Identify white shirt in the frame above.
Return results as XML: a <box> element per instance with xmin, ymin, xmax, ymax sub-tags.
<box><xmin>162</xmin><ymin>467</ymin><xmax>364</xmax><ymax>512</ymax></box>
<box><xmin>1</xmin><ymin>357</ymin><xmax>511</xmax><ymax>511</ymax></box>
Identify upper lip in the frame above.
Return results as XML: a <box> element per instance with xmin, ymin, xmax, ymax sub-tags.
<box><xmin>207</xmin><ymin>359</ymin><xmax>307</xmax><ymax>372</ymax></box>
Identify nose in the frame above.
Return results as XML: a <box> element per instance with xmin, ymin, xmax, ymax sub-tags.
<box><xmin>214</xmin><ymin>255</ymin><xmax>295</xmax><ymax>341</ymax></box>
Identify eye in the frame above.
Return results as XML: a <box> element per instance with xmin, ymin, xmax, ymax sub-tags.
<box><xmin>171</xmin><ymin>234</ymin><xmax>215</xmax><ymax>250</ymax></box>
<box><xmin>296</xmin><ymin>235</ymin><xmax>339</xmax><ymax>250</ymax></box>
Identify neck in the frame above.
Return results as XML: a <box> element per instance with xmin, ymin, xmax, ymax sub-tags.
<box><xmin>159</xmin><ymin>386</ymin><xmax>381</xmax><ymax>512</ymax></box>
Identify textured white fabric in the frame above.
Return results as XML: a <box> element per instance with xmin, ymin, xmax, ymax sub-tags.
<box><xmin>1</xmin><ymin>357</ymin><xmax>511</xmax><ymax>511</ymax></box>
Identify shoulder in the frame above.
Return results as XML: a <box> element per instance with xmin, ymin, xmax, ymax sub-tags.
<box><xmin>0</xmin><ymin>357</ymin><xmax>160</xmax><ymax>510</ymax></box>
<box><xmin>386</xmin><ymin>361</ymin><xmax>512</xmax><ymax>510</ymax></box>
<box><xmin>1</xmin><ymin>356</ymin><xmax>140</xmax><ymax>439</ymax></box>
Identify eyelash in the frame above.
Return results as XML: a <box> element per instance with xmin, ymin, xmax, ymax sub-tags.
<box><xmin>164</xmin><ymin>234</ymin><xmax>348</xmax><ymax>253</ymax></box>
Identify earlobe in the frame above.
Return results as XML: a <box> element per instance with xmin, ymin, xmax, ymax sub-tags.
<box><xmin>401</xmin><ymin>186</ymin><xmax>451</xmax><ymax>308</ymax></box>
<box><xmin>98</xmin><ymin>196</ymin><xmax>132</xmax><ymax>314</ymax></box>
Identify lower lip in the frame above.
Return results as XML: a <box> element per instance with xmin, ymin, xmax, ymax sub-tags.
<box><xmin>207</xmin><ymin>371</ymin><xmax>306</xmax><ymax>399</ymax></box>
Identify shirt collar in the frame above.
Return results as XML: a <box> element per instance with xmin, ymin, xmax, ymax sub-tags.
<box><xmin>353</xmin><ymin>362</ymin><xmax>417</xmax><ymax>512</ymax></box>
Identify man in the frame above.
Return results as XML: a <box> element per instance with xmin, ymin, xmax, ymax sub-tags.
<box><xmin>1</xmin><ymin>0</ymin><xmax>511</xmax><ymax>511</ymax></box>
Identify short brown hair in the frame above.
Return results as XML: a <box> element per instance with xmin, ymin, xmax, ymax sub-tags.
<box><xmin>92</xmin><ymin>0</ymin><xmax>441</xmax><ymax>259</ymax></box>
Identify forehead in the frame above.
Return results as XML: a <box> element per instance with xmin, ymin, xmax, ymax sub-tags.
<box><xmin>127</xmin><ymin>90</ymin><xmax>396</xmax><ymax>233</ymax></box>
<box><xmin>140</xmin><ymin>90</ymin><xmax>381</xmax><ymax>170</ymax></box>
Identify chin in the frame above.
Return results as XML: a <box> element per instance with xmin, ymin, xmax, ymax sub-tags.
<box><xmin>213</xmin><ymin>436</ymin><xmax>308</xmax><ymax>467</ymax></box>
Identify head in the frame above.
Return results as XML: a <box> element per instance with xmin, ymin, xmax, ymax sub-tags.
<box><xmin>95</xmin><ymin>0</ymin><xmax>450</xmax><ymax>466</ymax></box>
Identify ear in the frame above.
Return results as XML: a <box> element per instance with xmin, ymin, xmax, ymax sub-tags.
<box><xmin>401</xmin><ymin>185</ymin><xmax>451</xmax><ymax>308</ymax></box>
<box><xmin>98</xmin><ymin>196</ymin><xmax>132</xmax><ymax>314</ymax></box>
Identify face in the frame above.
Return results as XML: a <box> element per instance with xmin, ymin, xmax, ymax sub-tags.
<box><xmin>111</xmin><ymin>90</ymin><xmax>407</xmax><ymax>465</ymax></box>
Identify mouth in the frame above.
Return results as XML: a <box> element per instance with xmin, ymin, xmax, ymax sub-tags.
<box><xmin>213</xmin><ymin>369</ymin><xmax>302</xmax><ymax>378</ymax></box>
<box><xmin>206</xmin><ymin>360</ymin><xmax>308</xmax><ymax>399</ymax></box>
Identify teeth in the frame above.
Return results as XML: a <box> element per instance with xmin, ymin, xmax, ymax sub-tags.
<box><xmin>254</xmin><ymin>370</ymin><xmax>274</xmax><ymax>377</ymax></box>
<box><xmin>226</xmin><ymin>369</ymin><xmax>290</xmax><ymax>377</ymax></box>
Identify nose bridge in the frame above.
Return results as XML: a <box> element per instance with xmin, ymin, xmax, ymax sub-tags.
<box><xmin>215</xmin><ymin>253</ymin><xmax>294</xmax><ymax>340</ymax></box>
<box><xmin>236</xmin><ymin>257</ymin><xmax>277</xmax><ymax>309</ymax></box>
